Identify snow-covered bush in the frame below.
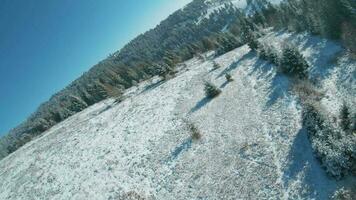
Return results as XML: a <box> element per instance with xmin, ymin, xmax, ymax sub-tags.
<box><xmin>279</xmin><ymin>45</ymin><xmax>309</xmax><ymax>79</ymax></box>
<box><xmin>204</xmin><ymin>82</ymin><xmax>221</xmax><ymax>98</ymax></box>
<box><xmin>302</xmin><ymin>104</ymin><xmax>356</xmax><ymax>178</ymax></box>
<box><xmin>225</xmin><ymin>73</ymin><xmax>234</xmax><ymax>82</ymax></box>
<box><xmin>188</xmin><ymin>122</ymin><xmax>202</xmax><ymax>140</ymax></box>
<box><xmin>292</xmin><ymin>80</ymin><xmax>324</xmax><ymax>104</ymax></box>
<box><xmin>331</xmin><ymin>187</ymin><xmax>355</xmax><ymax>200</ymax></box>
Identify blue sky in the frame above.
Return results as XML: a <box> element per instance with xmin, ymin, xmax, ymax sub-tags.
<box><xmin>0</xmin><ymin>0</ymin><xmax>191</xmax><ymax>136</ymax></box>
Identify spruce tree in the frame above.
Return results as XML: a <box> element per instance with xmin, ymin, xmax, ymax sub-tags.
<box><xmin>204</xmin><ymin>82</ymin><xmax>221</xmax><ymax>98</ymax></box>
<box><xmin>247</xmin><ymin>33</ymin><xmax>259</xmax><ymax>51</ymax></box>
<box><xmin>279</xmin><ymin>46</ymin><xmax>309</xmax><ymax>79</ymax></box>
<box><xmin>340</xmin><ymin>103</ymin><xmax>351</xmax><ymax>132</ymax></box>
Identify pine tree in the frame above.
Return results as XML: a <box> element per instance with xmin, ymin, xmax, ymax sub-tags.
<box><xmin>267</xmin><ymin>48</ymin><xmax>279</xmax><ymax>65</ymax></box>
<box><xmin>279</xmin><ymin>46</ymin><xmax>309</xmax><ymax>79</ymax></box>
<box><xmin>340</xmin><ymin>103</ymin><xmax>351</xmax><ymax>132</ymax></box>
<box><xmin>247</xmin><ymin>33</ymin><xmax>259</xmax><ymax>51</ymax></box>
<box><xmin>258</xmin><ymin>43</ymin><xmax>268</xmax><ymax>60</ymax></box>
<box><xmin>204</xmin><ymin>82</ymin><xmax>221</xmax><ymax>98</ymax></box>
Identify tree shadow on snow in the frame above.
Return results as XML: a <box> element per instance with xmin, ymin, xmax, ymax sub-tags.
<box><xmin>167</xmin><ymin>138</ymin><xmax>193</xmax><ymax>163</ymax></box>
<box><xmin>189</xmin><ymin>97</ymin><xmax>213</xmax><ymax>113</ymax></box>
<box><xmin>141</xmin><ymin>80</ymin><xmax>164</xmax><ymax>93</ymax></box>
<box><xmin>217</xmin><ymin>51</ymin><xmax>256</xmax><ymax>78</ymax></box>
<box><xmin>240</xmin><ymin>55</ymin><xmax>287</xmax><ymax>109</ymax></box>
<box><xmin>282</xmin><ymin>128</ymin><xmax>337</xmax><ymax>199</ymax></box>
<box><xmin>264</xmin><ymin>74</ymin><xmax>290</xmax><ymax>108</ymax></box>
<box><xmin>97</xmin><ymin>105</ymin><xmax>113</xmax><ymax>115</ymax></box>
<box><xmin>220</xmin><ymin>80</ymin><xmax>230</xmax><ymax>88</ymax></box>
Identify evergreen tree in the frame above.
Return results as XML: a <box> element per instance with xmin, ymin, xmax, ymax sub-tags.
<box><xmin>204</xmin><ymin>82</ymin><xmax>221</xmax><ymax>98</ymax></box>
<box><xmin>340</xmin><ymin>103</ymin><xmax>351</xmax><ymax>132</ymax></box>
<box><xmin>279</xmin><ymin>46</ymin><xmax>309</xmax><ymax>79</ymax></box>
<box><xmin>247</xmin><ymin>34</ymin><xmax>259</xmax><ymax>51</ymax></box>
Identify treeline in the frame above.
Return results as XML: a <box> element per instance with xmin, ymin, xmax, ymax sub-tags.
<box><xmin>0</xmin><ymin>0</ymin><xmax>255</xmax><ymax>159</ymax></box>
<box><xmin>255</xmin><ymin>0</ymin><xmax>356</xmax><ymax>53</ymax></box>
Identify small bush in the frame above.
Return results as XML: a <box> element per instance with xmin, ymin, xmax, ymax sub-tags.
<box><xmin>212</xmin><ymin>61</ymin><xmax>221</xmax><ymax>70</ymax></box>
<box><xmin>292</xmin><ymin>80</ymin><xmax>324</xmax><ymax>104</ymax></box>
<box><xmin>225</xmin><ymin>73</ymin><xmax>234</xmax><ymax>82</ymax></box>
<box><xmin>188</xmin><ymin>123</ymin><xmax>202</xmax><ymax>140</ymax></box>
<box><xmin>279</xmin><ymin>45</ymin><xmax>309</xmax><ymax>79</ymax></box>
<box><xmin>197</xmin><ymin>54</ymin><xmax>205</xmax><ymax>61</ymax></box>
<box><xmin>204</xmin><ymin>82</ymin><xmax>221</xmax><ymax>98</ymax></box>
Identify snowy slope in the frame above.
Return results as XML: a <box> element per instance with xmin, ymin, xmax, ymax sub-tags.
<box><xmin>0</xmin><ymin>31</ymin><xmax>354</xmax><ymax>199</ymax></box>
<box><xmin>197</xmin><ymin>0</ymin><xmax>283</xmax><ymax>23</ymax></box>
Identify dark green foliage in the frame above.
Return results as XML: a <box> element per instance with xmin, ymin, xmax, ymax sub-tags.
<box><xmin>246</xmin><ymin>33</ymin><xmax>259</xmax><ymax>51</ymax></box>
<box><xmin>240</xmin><ymin>20</ymin><xmax>259</xmax><ymax>51</ymax></box>
<box><xmin>215</xmin><ymin>33</ymin><xmax>243</xmax><ymax>56</ymax></box>
<box><xmin>262</xmin><ymin>0</ymin><xmax>356</xmax><ymax>53</ymax></box>
<box><xmin>302</xmin><ymin>104</ymin><xmax>356</xmax><ymax>178</ymax></box>
<box><xmin>279</xmin><ymin>46</ymin><xmax>309</xmax><ymax>79</ymax></box>
<box><xmin>258</xmin><ymin>43</ymin><xmax>268</xmax><ymax>60</ymax></box>
<box><xmin>340</xmin><ymin>103</ymin><xmax>351</xmax><ymax>132</ymax></box>
<box><xmin>257</xmin><ymin>43</ymin><xmax>279</xmax><ymax>65</ymax></box>
<box><xmin>267</xmin><ymin>49</ymin><xmax>279</xmax><ymax>65</ymax></box>
<box><xmin>204</xmin><ymin>82</ymin><xmax>221</xmax><ymax>98</ymax></box>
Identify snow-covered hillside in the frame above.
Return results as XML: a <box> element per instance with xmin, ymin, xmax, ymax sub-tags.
<box><xmin>0</xmin><ymin>31</ymin><xmax>354</xmax><ymax>199</ymax></box>
<box><xmin>197</xmin><ymin>0</ymin><xmax>283</xmax><ymax>23</ymax></box>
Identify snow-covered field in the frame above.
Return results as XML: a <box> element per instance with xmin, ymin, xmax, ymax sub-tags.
<box><xmin>0</xmin><ymin>31</ymin><xmax>354</xmax><ymax>199</ymax></box>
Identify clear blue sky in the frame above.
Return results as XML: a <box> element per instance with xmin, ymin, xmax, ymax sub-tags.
<box><xmin>0</xmin><ymin>0</ymin><xmax>191</xmax><ymax>136</ymax></box>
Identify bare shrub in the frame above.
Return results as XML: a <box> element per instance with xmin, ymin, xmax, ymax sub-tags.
<box><xmin>183</xmin><ymin>120</ymin><xmax>202</xmax><ymax>140</ymax></box>
<box><xmin>292</xmin><ymin>80</ymin><xmax>324</xmax><ymax>104</ymax></box>
<box><xmin>119</xmin><ymin>191</ymin><xmax>146</xmax><ymax>200</ymax></box>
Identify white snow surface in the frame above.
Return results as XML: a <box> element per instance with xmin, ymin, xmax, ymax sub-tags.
<box><xmin>0</xmin><ymin>31</ymin><xmax>354</xmax><ymax>199</ymax></box>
